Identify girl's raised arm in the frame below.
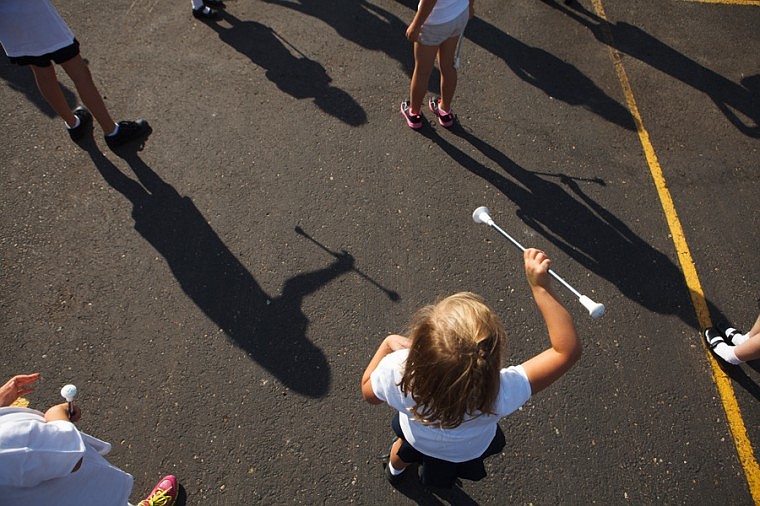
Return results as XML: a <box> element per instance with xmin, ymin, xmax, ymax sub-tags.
<box><xmin>520</xmin><ymin>249</ymin><xmax>582</xmax><ymax>395</ymax></box>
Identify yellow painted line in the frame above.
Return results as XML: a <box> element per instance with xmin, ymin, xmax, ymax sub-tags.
<box><xmin>591</xmin><ymin>0</ymin><xmax>760</xmax><ymax>502</ymax></box>
<box><xmin>677</xmin><ymin>0</ymin><xmax>760</xmax><ymax>5</ymax></box>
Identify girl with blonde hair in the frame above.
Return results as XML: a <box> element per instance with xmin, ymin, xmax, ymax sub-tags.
<box><xmin>362</xmin><ymin>249</ymin><xmax>582</xmax><ymax>488</ymax></box>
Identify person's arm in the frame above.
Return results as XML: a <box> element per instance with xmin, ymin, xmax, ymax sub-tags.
<box><xmin>406</xmin><ymin>0</ymin><xmax>438</xmax><ymax>42</ymax></box>
<box><xmin>361</xmin><ymin>334</ymin><xmax>410</xmax><ymax>404</ymax></box>
<box><xmin>520</xmin><ymin>249</ymin><xmax>582</xmax><ymax>395</ymax></box>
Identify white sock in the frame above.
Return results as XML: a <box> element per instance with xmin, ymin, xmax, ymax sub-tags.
<box><xmin>191</xmin><ymin>0</ymin><xmax>204</xmax><ymax>8</ymax></box>
<box><xmin>65</xmin><ymin>116</ymin><xmax>81</xmax><ymax>129</ymax></box>
<box><xmin>723</xmin><ymin>327</ymin><xmax>748</xmax><ymax>345</ymax></box>
<box><xmin>713</xmin><ymin>342</ymin><xmax>743</xmax><ymax>365</ymax></box>
<box><xmin>387</xmin><ymin>461</ymin><xmax>405</xmax><ymax>476</ymax></box>
<box><xmin>106</xmin><ymin>123</ymin><xmax>119</xmax><ymax>137</ymax></box>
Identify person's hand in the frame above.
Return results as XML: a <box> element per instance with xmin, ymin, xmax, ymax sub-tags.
<box><xmin>385</xmin><ymin>334</ymin><xmax>411</xmax><ymax>352</ymax></box>
<box><xmin>0</xmin><ymin>373</ymin><xmax>41</xmax><ymax>407</ymax></box>
<box><xmin>44</xmin><ymin>402</ymin><xmax>81</xmax><ymax>423</ymax></box>
<box><xmin>406</xmin><ymin>22</ymin><xmax>422</xmax><ymax>42</ymax></box>
<box><xmin>68</xmin><ymin>403</ymin><xmax>81</xmax><ymax>423</ymax></box>
<box><xmin>524</xmin><ymin>248</ymin><xmax>552</xmax><ymax>289</ymax></box>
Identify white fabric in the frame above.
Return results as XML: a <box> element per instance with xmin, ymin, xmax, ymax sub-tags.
<box><xmin>421</xmin><ymin>0</ymin><xmax>470</xmax><ymax>26</ymax></box>
<box><xmin>371</xmin><ymin>349</ymin><xmax>531</xmax><ymax>462</ymax></box>
<box><xmin>191</xmin><ymin>0</ymin><xmax>205</xmax><ymax>10</ymax></box>
<box><xmin>0</xmin><ymin>407</ymin><xmax>134</xmax><ymax>506</ymax></box>
<box><xmin>0</xmin><ymin>0</ymin><xmax>75</xmax><ymax>58</ymax></box>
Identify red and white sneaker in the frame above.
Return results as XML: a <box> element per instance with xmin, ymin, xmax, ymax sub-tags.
<box><xmin>139</xmin><ymin>475</ymin><xmax>178</xmax><ymax>506</ymax></box>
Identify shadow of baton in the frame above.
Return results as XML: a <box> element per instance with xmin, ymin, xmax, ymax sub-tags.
<box><xmin>295</xmin><ymin>226</ymin><xmax>401</xmax><ymax>302</ymax></box>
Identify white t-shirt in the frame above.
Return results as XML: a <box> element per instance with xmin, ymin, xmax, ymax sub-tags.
<box><xmin>0</xmin><ymin>407</ymin><xmax>134</xmax><ymax>506</ymax></box>
<box><xmin>422</xmin><ymin>0</ymin><xmax>470</xmax><ymax>26</ymax></box>
<box><xmin>371</xmin><ymin>349</ymin><xmax>531</xmax><ymax>462</ymax></box>
<box><xmin>0</xmin><ymin>0</ymin><xmax>75</xmax><ymax>58</ymax></box>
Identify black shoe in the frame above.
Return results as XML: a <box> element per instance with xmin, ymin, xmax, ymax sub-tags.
<box><xmin>203</xmin><ymin>0</ymin><xmax>224</xmax><ymax>7</ymax></box>
<box><xmin>192</xmin><ymin>6</ymin><xmax>219</xmax><ymax>19</ymax></box>
<box><xmin>716</xmin><ymin>321</ymin><xmax>744</xmax><ymax>345</ymax></box>
<box><xmin>105</xmin><ymin>119</ymin><xmax>150</xmax><ymax>149</ymax></box>
<box><xmin>383</xmin><ymin>463</ymin><xmax>406</xmax><ymax>485</ymax></box>
<box><xmin>67</xmin><ymin>106</ymin><xmax>92</xmax><ymax>141</ymax></box>
<box><xmin>703</xmin><ymin>328</ymin><xmax>725</xmax><ymax>350</ymax></box>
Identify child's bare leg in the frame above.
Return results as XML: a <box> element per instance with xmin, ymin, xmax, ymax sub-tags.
<box><xmin>437</xmin><ymin>35</ymin><xmax>461</xmax><ymax>112</ymax></box>
<box><xmin>745</xmin><ymin>313</ymin><xmax>760</xmax><ymax>339</ymax></box>
<box><xmin>735</xmin><ymin>334</ymin><xmax>760</xmax><ymax>362</ymax></box>
<box><xmin>30</xmin><ymin>65</ymin><xmax>78</xmax><ymax>127</ymax></box>
<box><xmin>60</xmin><ymin>55</ymin><xmax>116</xmax><ymax>134</ymax></box>
<box><xmin>389</xmin><ymin>438</ymin><xmax>411</xmax><ymax>471</ymax></box>
<box><xmin>734</xmin><ymin>314</ymin><xmax>760</xmax><ymax>362</ymax></box>
<box><xmin>410</xmin><ymin>43</ymin><xmax>438</xmax><ymax>114</ymax></box>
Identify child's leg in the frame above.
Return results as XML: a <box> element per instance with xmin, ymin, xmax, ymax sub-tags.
<box><xmin>59</xmin><ymin>55</ymin><xmax>117</xmax><ymax>134</ymax></box>
<box><xmin>30</xmin><ymin>65</ymin><xmax>78</xmax><ymax>128</ymax></box>
<box><xmin>389</xmin><ymin>438</ymin><xmax>411</xmax><ymax>472</ymax></box>
<box><xmin>436</xmin><ymin>35</ymin><xmax>461</xmax><ymax>113</ymax></box>
<box><xmin>733</xmin><ymin>314</ymin><xmax>760</xmax><ymax>362</ymax></box>
<box><xmin>409</xmin><ymin>43</ymin><xmax>439</xmax><ymax>114</ymax></box>
<box><xmin>745</xmin><ymin>313</ymin><xmax>760</xmax><ymax>339</ymax></box>
<box><xmin>735</xmin><ymin>334</ymin><xmax>760</xmax><ymax>363</ymax></box>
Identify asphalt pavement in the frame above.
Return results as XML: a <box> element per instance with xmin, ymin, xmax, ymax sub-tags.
<box><xmin>1</xmin><ymin>0</ymin><xmax>758</xmax><ymax>504</ymax></box>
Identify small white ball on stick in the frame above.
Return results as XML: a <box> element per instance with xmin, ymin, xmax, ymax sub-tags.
<box><xmin>60</xmin><ymin>384</ymin><xmax>77</xmax><ymax>418</ymax></box>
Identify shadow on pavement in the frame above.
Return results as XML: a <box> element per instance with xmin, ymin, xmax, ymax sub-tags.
<box><xmin>419</xmin><ymin>124</ymin><xmax>728</xmax><ymax>331</ymax></box>
<box><xmin>295</xmin><ymin>225</ymin><xmax>401</xmax><ymax>302</ymax></box>
<box><xmin>203</xmin><ymin>10</ymin><xmax>367</xmax><ymax>126</ymax></box>
<box><xmin>541</xmin><ymin>0</ymin><xmax>760</xmax><ymax>137</ymax></box>
<box><xmin>386</xmin><ymin>468</ymin><xmax>481</xmax><ymax>505</ymax></box>
<box><xmin>0</xmin><ymin>60</ymin><xmax>77</xmax><ymax>118</ymax></box>
<box><xmin>465</xmin><ymin>16</ymin><xmax>636</xmax><ymax>132</ymax></box>
<box><xmin>262</xmin><ymin>0</ymin><xmax>415</xmax><ymax>78</ymax></box>
<box><xmin>719</xmin><ymin>355</ymin><xmax>760</xmax><ymax>402</ymax></box>
<box><xmin>80</xmin><ymin>137</ymin><xmax>352</xmax><ymax>397</ymax></box>
<box><xmin>420</xmin><ymin>123</ymin><xmax>760</xmax><ymax>398</ymax></box>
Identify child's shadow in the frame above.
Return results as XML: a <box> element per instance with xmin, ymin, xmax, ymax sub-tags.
<box><xmin>421</xmin><ymin>125</ymin><xmax>725</xmax><ymax>331</ymax></box>
<box><xmin>465</xmin><ymin>16</ymin><xmax>635</xmax><ymax>132</ymax></box>
<box><xmin>261</xmin><ymin>0</ymin><xmax>415</xmax><ymax>77</ymax></box>
<box><xmin>82</xmin><ymin>140</ymin><xmax>351</xmax><ymax>397</ymax></box>
<box><xmin>390</xmin><ymin>471</ymin><xmax>481</xmax><ymax>505</ymax></box>
<box><xmin>204</xmin><ymin>11</ymin><xmax>366</xmax><ymax>126</ymax></box>
<box><xmin>1</xmin><ymin>60</ymin><xmax>77</xmax><ymax>118</ymax></box>
<box><xmin>541</xmin><ymin>0</ymin><xmax>760</xmax><ymax>137</ymax></box>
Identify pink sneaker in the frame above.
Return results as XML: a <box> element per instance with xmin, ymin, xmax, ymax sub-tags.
<box><xmin>428</xmin><ymin>97</ymin><xmax>454</xmax><ymax>127</ymax></box>
<box><xmin>400</xmin><ymin>100</ymin><xmax>423</xmax><ymax>129</ymax></box>
<box><xmin>139</xmin><ymin>475</ymin><xmax>178</xmax><ymax>506</ymax></box>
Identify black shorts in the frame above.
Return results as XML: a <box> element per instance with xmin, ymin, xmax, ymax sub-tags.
<box><xmin>8</xmin><ymin>39</ymin><xmax>80</xmax><ymax>67</ymax></box>
<box><xmin>391</xmin><ymin>412</ymin><xmax>506</xmax><ymax>488</ymax></box>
